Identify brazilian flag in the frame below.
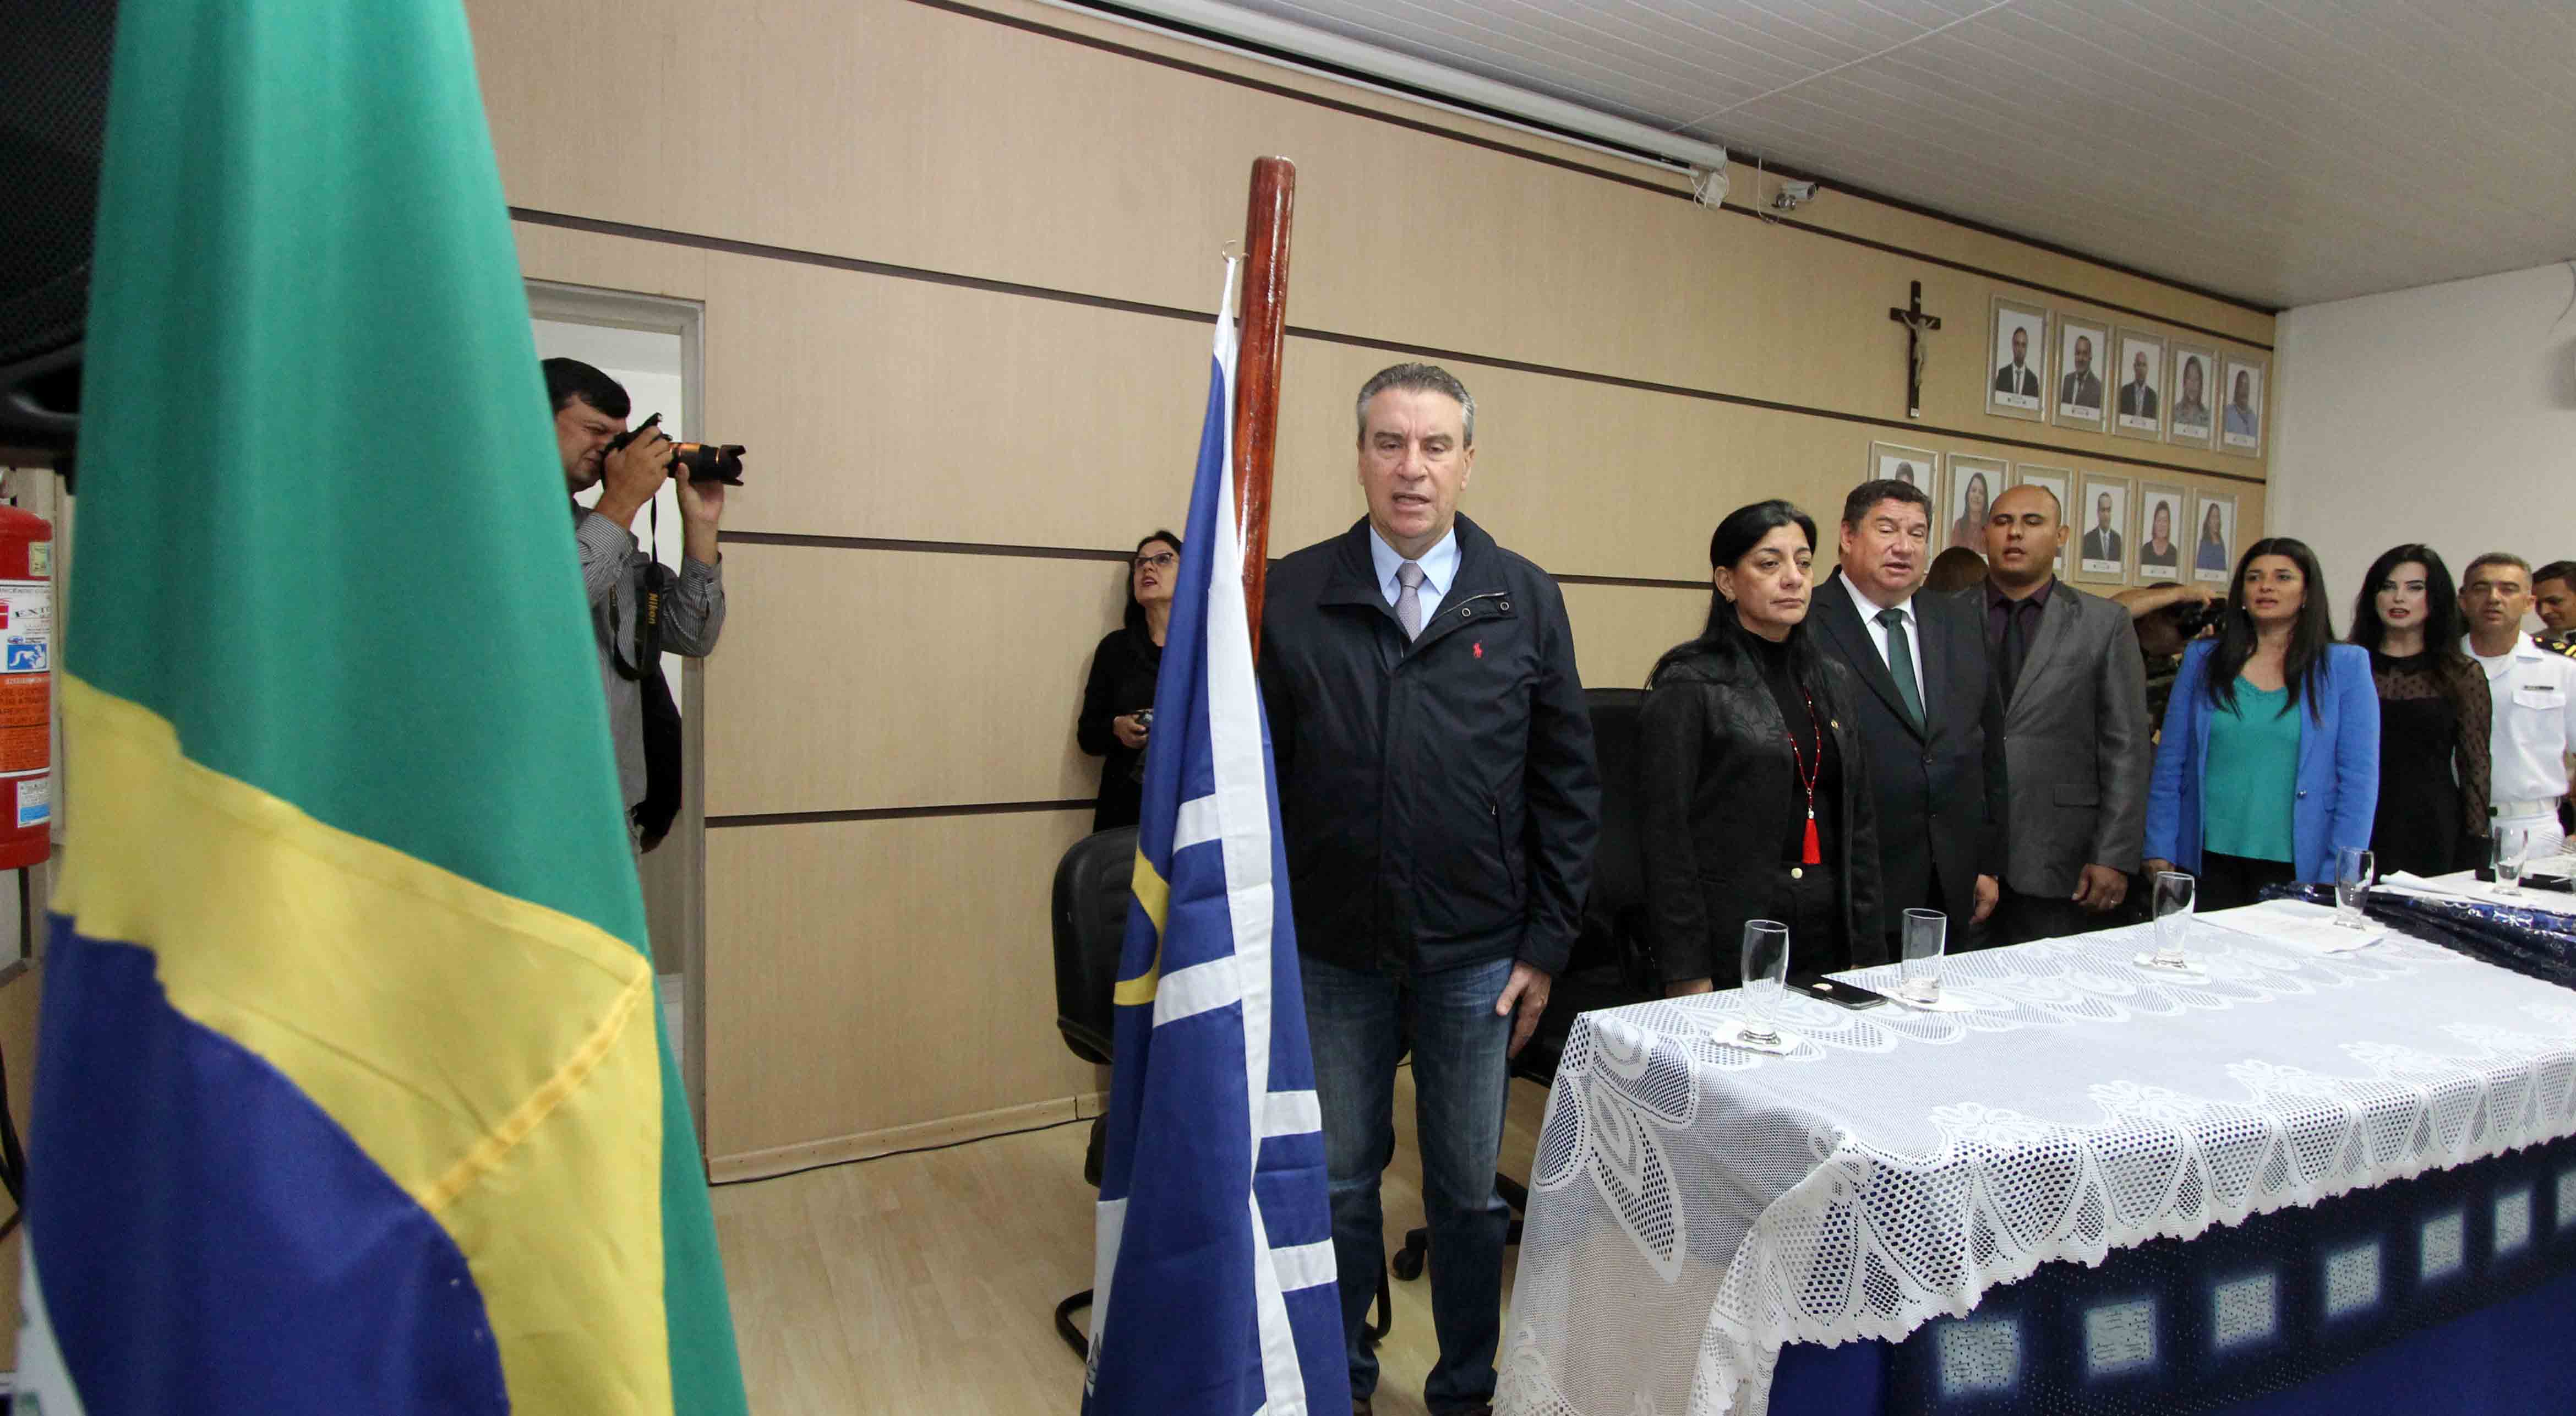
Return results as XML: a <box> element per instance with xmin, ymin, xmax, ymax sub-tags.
<box><xmin>17</xmin><ymin>1</ymin><xmax>749</xmax><ymax>1410</ymax></box>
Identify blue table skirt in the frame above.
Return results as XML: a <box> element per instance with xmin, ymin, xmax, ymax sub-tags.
<box><xmin>1770</xmin><ymin>1131</ymin><xmax>2576</xmax><ymax>1415</ymax></box>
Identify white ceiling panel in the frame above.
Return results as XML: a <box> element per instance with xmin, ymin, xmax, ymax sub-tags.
<box><xmin>1202</xmin><ymin>0</ymin><xmax>2576</xmax><ymax>307</ymax></box>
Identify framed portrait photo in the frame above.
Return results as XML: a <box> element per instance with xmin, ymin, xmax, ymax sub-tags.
<box><xmin>2110</xmin><ymin>328</ymin><xmax>2167</xmax><ymax>441</ymax></box>
<box><xmin>2075</xmin><ymin>472</ymin><xmax>2133</xmax><ymax>584</ymax></box>
<box><xmin>2219</xmin><ymin>354</ymin><xmax>2268</xmax><ymax>458</ymax></box>
<box><xmin>1944</xmin><ymin>455</ymin><xmax>2005</xmax><ymax>555</ymax></box>
<box><xmin>2053</xmin><ymin>315</ymin><xmax>2110</xmax><ymax>432</ymax></box>
<box><xmin>2010</xmin><ymin>463</ymin><xmax>2073</xmax><ymax>578</ymax></box>
<box><xmin>1986</xmin><ymin>296</ymin><xmax>2048</xmax><ymax>423</ymax></box>
<box><xmin>2166</xmin><ymin>342</ymin><xmax>2218</xmax><ymax>449</ymax></box>
<box><xmin>2190</xmin><ymin>489</ymin><xmax>2239</xmax><ymax>584</ymax></box>
<box><xmin>1865</xmin><ymin>442</ymin><xmax>1941</xmax><ymax>514</ymax></box>
<box><xmin>2135</xmin><ymin>482</ymin><xmax>2186</xmax><ymax>583</ymax></box>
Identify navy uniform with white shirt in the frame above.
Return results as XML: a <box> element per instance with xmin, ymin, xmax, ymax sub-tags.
<box><xmin>2468</xmin><ymin>631</ymin><xmax>2576</xmax><ymax>858</ymax></box>
<box><xmin>1810</xmin><ymin>569</ymin><xmax>2007</xmax><ymax>944</ymax></box>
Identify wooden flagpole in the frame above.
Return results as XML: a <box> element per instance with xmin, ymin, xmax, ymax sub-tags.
<box><xmin>1233</xmin><ymin>156</ymin><xmax>1296</xmax><ymax>662</ymax></box>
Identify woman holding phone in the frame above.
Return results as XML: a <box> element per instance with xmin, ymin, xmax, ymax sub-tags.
<box><xmin>1077</xmin><ymin>529</ymin><xmax>1182</xmax><ymax>830</ymax></box>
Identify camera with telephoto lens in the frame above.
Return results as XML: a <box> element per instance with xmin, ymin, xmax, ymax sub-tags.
<box><xmin>2170</xmin><ymin>596</ymin><xmax>2228</xmax><ymax>639</ymax></box>
<box><xmin>605</xmin><ymin>412</ymin><xmax>746</xmax><ymax>486</ymax></box>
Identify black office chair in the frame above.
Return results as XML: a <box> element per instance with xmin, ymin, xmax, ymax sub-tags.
<box><xmin>1049</xmin><ymin>825</ymin><xmax>1392</xmax><ymax>1359</ymax></box>
<box><xmin>1390</xmin><ymin>688</ymin><xmax>1657</xmax><ymax>1283</ymax></box>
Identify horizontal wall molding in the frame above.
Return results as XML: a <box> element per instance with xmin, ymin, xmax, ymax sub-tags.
<box><xmin>718</xmin><ymin>530</ymin><xmax>1731</xmax><ymax>591</ymax></box>
<box><xmin>706</xmin><ymin>799</ymin><xmax>1094</xmax><ymax>830</ymax></box>
<box><xmin>710</xmin><ymin>1092</ymin><xmax>1104</xmax><ymax>1183</ymax></box>
<box><xmin>929</xmin><ymin>0</ymin><xmax>2277</xmax><ymax>321</ymax></box>
<box><xmin>512</xmin><ymin>212</ymin><xmax>2268</xmax><ymax>489</ymax></box>
<box><xmin>1556</xmin><ymin>572</ymin><xmax>1709</xmax><ymax>591</ymax></box>
<box><xmin>719</xmin><ymin>530</ymin><xmax>1133</xmax><ymax>562</ymax></box>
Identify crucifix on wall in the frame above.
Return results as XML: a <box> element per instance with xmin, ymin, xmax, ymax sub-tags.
<box><xmin>1889</xmin><ymin>280</ymin><xmax>1940</xmax><ymax>420</ymax></box>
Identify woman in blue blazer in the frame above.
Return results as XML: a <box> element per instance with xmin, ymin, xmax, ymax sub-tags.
<box><xmin>2146</xmin><ymin>537</ymin><xmax>2380</xmax><ymax>910</ymax></box>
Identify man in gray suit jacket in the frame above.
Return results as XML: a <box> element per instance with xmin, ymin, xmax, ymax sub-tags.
<box><xmin>1964</xmin><ymin>483</ymin><xmax>2151</xmax><ymax>944</ymax></box>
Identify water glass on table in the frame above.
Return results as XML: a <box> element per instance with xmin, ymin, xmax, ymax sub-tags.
<box><xmin>2335</xmin><ymin>846</ymin><xmax>2376</xmax><ymax>928</ymax></box>
<box><xmin>1738</xmin><ymin>919</ymin><xmax>1790</xmax><ymax>1046</ymax></box>
<box><xmin>2147</xmin><ymin>870</ymin><xmax>2197</xmax><ymax>970</ymax></box>
<box><xmin>2494</xmin><ymin>831</ymin><xmax>2530</xmax><ymax>897</ymax></box>
<box><xmin>1898</xmin><ymin>907</ymin><xmax>1946</xmax><ymax>1005</ymax></box>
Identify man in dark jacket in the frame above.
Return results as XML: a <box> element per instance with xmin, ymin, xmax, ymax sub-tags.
<box><xmin>1812</xmin><ymin>479</ymin><xmax>2005</xmax><ymax>952</ymax></box>
<box><xmin>1260</xmin><ymin>363</ymin><xmax>1598</xmax><ymax>1416</ymax></box>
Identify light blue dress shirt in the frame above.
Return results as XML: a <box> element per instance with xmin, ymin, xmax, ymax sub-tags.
<box><xmin>1368</xmin><ymin>523</ymin><xmax>1458</xmax><ymax>625</ymax></box>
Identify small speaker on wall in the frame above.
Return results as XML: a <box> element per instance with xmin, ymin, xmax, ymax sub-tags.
<box><xmin>0</xmin><ymin>1</ymin><xmax>118</xmax><ymax>453</ymax></box>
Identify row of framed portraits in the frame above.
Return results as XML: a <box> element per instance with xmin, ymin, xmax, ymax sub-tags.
<box><xmin>1984</xmin><ymin>295</ymin><xmax>2266</xmax><ymax>459</ymax></box>
<box><xmin>1869</xmin><ymin>441</ymin><xmax>2240</xmax><ymax>588</ymax></box>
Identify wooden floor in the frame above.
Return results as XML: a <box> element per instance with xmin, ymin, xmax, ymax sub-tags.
<box><xmin>710</xmin><ymin>1066</ymin><xmax>1554</xmax><ymax>1414</ymax></box>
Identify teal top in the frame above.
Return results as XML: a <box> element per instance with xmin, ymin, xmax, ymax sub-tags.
<box><xmin>2203</xmin><ymin>682</ymin><xmax>2300</xmax><ymax>863</ymax></box>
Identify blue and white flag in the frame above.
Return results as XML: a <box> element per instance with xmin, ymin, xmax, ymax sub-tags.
<box><xmin>1083</xmin><ymin>264</ymin><xmax>1350</xmax><ymax>1415</ymax></box>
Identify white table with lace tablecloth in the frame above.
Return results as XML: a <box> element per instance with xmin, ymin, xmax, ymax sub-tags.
<box><xmin>1496</xmin><ymin>906</ymin><xmax>2576</xmax><ymax>1416</ymax></box>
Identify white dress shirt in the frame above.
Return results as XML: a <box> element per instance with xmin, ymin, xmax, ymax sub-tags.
<box><xmin>1838</xmin><ymin>570</ymin><xmax>1925</xmax><ymax>706</ymax></box>
<box><xmin>2468</xmin><ymin>634</ymin><xmax>2576</xmax><ymax>808</ymax></box>
<box><xmin>1368</xmin><ymin>523</ymin><xmax>1458</xmax><ymax>624</ymax></box>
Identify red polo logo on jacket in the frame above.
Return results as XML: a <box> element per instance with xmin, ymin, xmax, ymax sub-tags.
<box><xmin>1473</xmin><ymin>641</ymin><xmax>1483</xmax><ymax>658</ymax></box>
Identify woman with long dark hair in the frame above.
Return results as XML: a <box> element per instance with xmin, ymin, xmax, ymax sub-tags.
<box><xmin>2146</xmin><ymin>537</ymin><xmax>2379</xmax><ymax>908</ymax></box>
<box><xmin>2349</xmin><ymin>545</ymin><xmax>2489</xmax><ymax>874</ymax></box>
<box><xmin>1641</xmin><ymin>500</ymin><xmax>1882</xmax><ymax>993</ymax></box>
<box><xmin>1077</xmin><ymin>529</ymin><xmax>1182</xmax><ymax>830</ymax></box>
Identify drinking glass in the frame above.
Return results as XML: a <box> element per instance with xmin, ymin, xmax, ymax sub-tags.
<box><xmin>1738</xmin><ymin>919</ymin><xmax>1791</xmax><ymax>1045</ymax></box>
<box><xmin>2493</xmin><ymin>830</ymin><xmax>2529</xmax><ymax>897</ymax></box>
<box><xmin>2335</xmin><ymin>846</ymin><xmax>2376</xmax><ymax>929</ymax></box>
<box><xmin>1899</xmin><ymin>907</ymin><xmax>1947</xmax><ymax>1005</ymax></box>
<box><xmin>2148</xmin><ymin>870</ymin><xmax>2197</xmax><ymax>970</ymax></box>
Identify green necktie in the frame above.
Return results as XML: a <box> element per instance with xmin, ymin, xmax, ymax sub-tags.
<box><xmin>1877</xmin><ymin>606</ymin><xmax>1925</xmax><ymax>728</ymax></box>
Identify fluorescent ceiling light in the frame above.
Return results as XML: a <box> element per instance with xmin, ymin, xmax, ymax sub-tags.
<box><xmin>1030</xmin><ymin>0</ymin><xmax>1731</xmax><ymax>184</ymax></box>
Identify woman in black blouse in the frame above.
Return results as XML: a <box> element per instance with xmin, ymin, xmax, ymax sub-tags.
<box><xmin>2348</xmin><ymin>543</ymin><xmax>2490</xmax><ymax>875</ymax></box>
<box><xmin>1641</xmin><ymin>500</ymin><xmax>1883</xmax><ymax>994</ymax></box>
<box><xmin>1077</xmin><ymin>530</ymin><xmax>1182</xmax><ymax>831</ymax></box>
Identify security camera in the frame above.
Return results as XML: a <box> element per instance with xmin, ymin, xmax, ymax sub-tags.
<box><xmin>1772</xmin><ymin>179</ymin><xmax>1819</xmax><ymax>211</ymax></box>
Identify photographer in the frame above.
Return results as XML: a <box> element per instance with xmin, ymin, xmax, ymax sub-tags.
<box><xmin>2116</xmin><ymin>582</ymin><xmax>2219</xmax><ymax>728</ymax></box>
<box><xmin>545</xmin><ymin>357</ymin><xmax>728</xmax><ymax>854</ymax></box>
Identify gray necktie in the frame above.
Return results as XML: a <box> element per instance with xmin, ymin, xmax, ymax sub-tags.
<box><xmin>1396</xmin><ymin>560</ymin><xmax>1425</xmax><ymax>640</ymax></box>
<box><xmin>1877</xmin><ymin>606</ymin><xmax>1924</xmax><ymax>728</ymax></box>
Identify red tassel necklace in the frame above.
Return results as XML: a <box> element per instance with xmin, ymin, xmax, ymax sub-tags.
<box><xmin>1786</xmin><ymin>688</ymin><xmax>1824</xmax><ymax>865</ymax></box>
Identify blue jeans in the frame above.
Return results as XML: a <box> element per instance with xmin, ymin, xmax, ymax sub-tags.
<box><xmin>1302</xmin><ymin>952</ymin><xmax>1515</xmax><ymax>1414</ymax></box>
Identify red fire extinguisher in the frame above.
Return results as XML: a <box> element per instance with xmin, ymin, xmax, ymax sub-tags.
<box><xmin>0</xmin><ymin>504</ymin><xmax>53</xmax><ymax>870</ymax></box>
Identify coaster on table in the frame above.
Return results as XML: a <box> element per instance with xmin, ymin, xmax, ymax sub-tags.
<box><xmin>1707</xmin><ymin>1019</ymin><xmax>1802</xmax><ymax>1055</ymax></box>
<box><xmin>1890</xmin><ymin>989</ymin><xmax>1974</xmax><ymax>1013</ymax></box>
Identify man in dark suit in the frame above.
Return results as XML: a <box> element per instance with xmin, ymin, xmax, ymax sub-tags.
<box><xmin>1993</xmin><ymin>325</ymin><xmax>2040</xmax><ymax>398</ymax></box>
<box><xmin>2118</xmin><ymin>348</ymin><xmax>2159</xmax><ymax>420</ymax></box>
<box><xmin>1969</xmin><ymin>483</ymin><xmax>2151</xmax><ymax>943</ymax></box>
<box><xmin>1814</xmin><ymin>478</ymin><xmax>2005</xmax><ymax>952</ymax></box>
<box><xmin>1261</xmin><ymin>362</ymin><xmax>1600</xmax><ymax>1416</ymax></box>
<box><xmin>2081</xmin><ymin>492</ymin><xmax>2122</xmax><ymax>564</ymax></box>
<box><xmin>2059</xmin><ymin>334</ymin><xmax>2103</xmax><ymax>411</ymax></box>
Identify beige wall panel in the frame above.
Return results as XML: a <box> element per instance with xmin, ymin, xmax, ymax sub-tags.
<box><xmin>702</xmin><ymin>810</ymin><xmax>1096</xmax><ymax>1162</ymax></box>
<box><xmin>702</xmin><ymin>544</ymin><xmax>1128</xmax><ymax>816</ymax></box>
<box><xmin>1560</xmin><ymin>582</ymin><xmax>1710</xmax><ymax>693</ymax></box>
<box><xmin>674</xmin><ymin>255</ymin><xmax>1211</xmax><ymax>546</ymax></box>
<box><xmin>471</xmin><ymin>1</ymin><xmax>2272</xmax><ymax>472</ymax></box>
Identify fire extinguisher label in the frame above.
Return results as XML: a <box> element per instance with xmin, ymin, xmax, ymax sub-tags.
<box><xmin>26</xmin><ymin>542</ymin><xmax>47</xmax><ymax>579</ymax></box>
<box><xmin>15</xmin><ymin>776</ymin><xmax>46</xmax><ymax>831</ymax></box>
<box><xmin>0</xmin><ymin>580</ymin><xmax>48</xmax><ymax>674</ymax></box>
